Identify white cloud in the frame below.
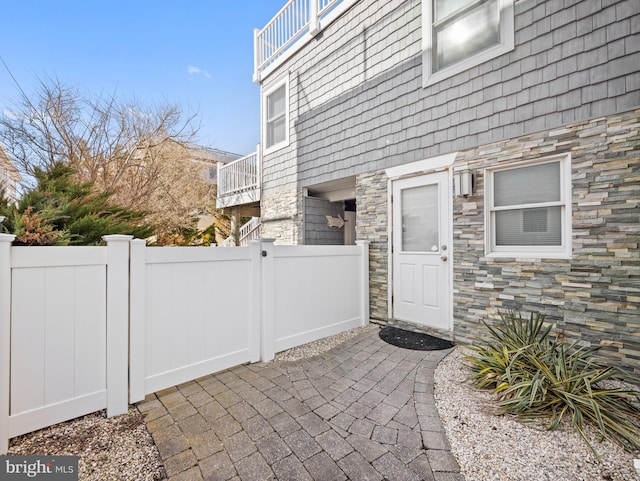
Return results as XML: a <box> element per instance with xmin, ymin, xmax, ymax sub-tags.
<box><xmin>187</xmin><ymin>65</ymin><xmax>211</xmax><ymax>79</ymax></box>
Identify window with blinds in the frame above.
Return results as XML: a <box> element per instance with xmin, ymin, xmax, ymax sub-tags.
<box><xmin>486</xmin><ymin>156</ymin><xmax>572</xmax><ymax>257</ymax></box>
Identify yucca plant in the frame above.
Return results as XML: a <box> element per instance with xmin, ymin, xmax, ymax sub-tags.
<box><xmin>466</xmin><ymin>311</ymin><xmax>640</xmax><ymax>453</ymax></box>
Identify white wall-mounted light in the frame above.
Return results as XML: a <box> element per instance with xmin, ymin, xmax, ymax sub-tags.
<box><xmin>454</xmin><ymin>169</ymin><xmax>475</xmax><ymax>197</ymax></box>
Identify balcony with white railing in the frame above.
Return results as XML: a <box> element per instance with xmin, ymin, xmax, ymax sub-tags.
<box><xmin>253</xmin><ymin>0</ymin><xmax>359</xmax><ymax>82</ymax></box>
<box><xmin>216</xmin><ymin>148</ymin><xmax>261</xmax><ymax>209</ymax></box>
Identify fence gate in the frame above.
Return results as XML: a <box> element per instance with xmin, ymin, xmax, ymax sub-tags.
<box><xmin>0</xmin><ymin>235</ymin><xmax>369</xmax><ymax>453</ymax></box>
<box><xmin>128</xmin><ymin>240</ymin><xmax>261</xmax><ymax>403</ymax></box>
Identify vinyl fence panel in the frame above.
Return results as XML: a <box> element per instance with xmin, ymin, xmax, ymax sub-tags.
<box><xmin>8</xmin><ymin>246</ymin><xmax>108</xmax><ymax>439</ymax></box>
<box><xmin>261</xmin><ymin>240</ymin><xmax>370</xmax><ymax>360</ymax></box>
<box><xmin>129</xmin><ymin>244</ymin><xmax>261</xmax><ymax>400</ymax></box>
<box><xmin>0</xmin><ymin>235</ymin><xmax>16</xmax><ymax>453</ymax></box>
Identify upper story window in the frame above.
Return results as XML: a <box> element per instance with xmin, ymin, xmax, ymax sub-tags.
<box><xmin>263</xmin><ymin>75</ymin><xmax>289</xmax><ymax>153</ymax></box>
<box><xmin>422</xmin><ymin>0</ymin><xmax>514</xmax><ymax>87</ymax></box>
<box><xmin>485</xmin><ymin>155</ymin><xmax>572</xmax><ymax>258</ymax></box>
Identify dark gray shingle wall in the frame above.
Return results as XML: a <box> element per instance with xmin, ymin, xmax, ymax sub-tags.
<box><xmin>261</xmin><ymin>0</ymin><xmax>639</xmax><ymax>188</ymax></box>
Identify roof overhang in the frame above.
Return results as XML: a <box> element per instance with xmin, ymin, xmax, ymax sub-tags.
<box><xmin>305</xmin><ymin>176</ymin><xmax>356</xmax><ymax>202</ymax></box>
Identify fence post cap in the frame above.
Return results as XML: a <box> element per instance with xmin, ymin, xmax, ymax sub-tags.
<box><xmin>102</xmin><ymin>234</ymin><xmax>134</xmax><ymax>243</ymax></box>
<box><xmin>131</xmin><ymin>238</ymin><xmax>147</xmax><ymax>246</ymax></box>
<box><xmin>0</xmin><ymin>234</ymin><xmax>15</xmax><ymax>243</ymax></box>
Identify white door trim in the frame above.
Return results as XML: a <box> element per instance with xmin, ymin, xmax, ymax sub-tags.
<box><xmin>385</xmin><ymin>153</ymin><xmax>457</xmax><ymax>179</ymax></box>
<box><xmin>386</xmin><ymin>154</ymin><xmax>456</xmax><ymax>330</ymax></box>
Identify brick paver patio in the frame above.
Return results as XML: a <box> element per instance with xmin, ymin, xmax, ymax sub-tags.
<box><xmin>137</xmin><ymin>326</ymin><xmax>462</xmax><ymax>481</ymax></box>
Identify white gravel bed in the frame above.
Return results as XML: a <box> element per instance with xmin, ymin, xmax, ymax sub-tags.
<box><xmin>8</xmin><ymin>408</ymin><xmax>164</xmax><ymax>481</ymax></box>
<box><xmin>434</xmin><ymin>347</ymin><xmax>640</xmax><ymax>481</ymax></box>
<box><xmin>274</xmin><ymin>324</ymin><xmax>376</xmax><ymax>362</ymax></box>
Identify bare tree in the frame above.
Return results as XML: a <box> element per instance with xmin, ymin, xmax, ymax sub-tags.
<box><xmin>138</xmin><ymin>139</ymin><xmax>224</xmax><ymax>241</ymax></box>
<box><xmin>0</xmin><ymin>78</ymin><xmax>225</xmax><ymax>242</ymax></box>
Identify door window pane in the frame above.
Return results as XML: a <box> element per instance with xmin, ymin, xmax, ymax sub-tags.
<box><xmin>402</xmin><ymin>185</ymin><xmax>439</xmax><ymax>252</ymax></box>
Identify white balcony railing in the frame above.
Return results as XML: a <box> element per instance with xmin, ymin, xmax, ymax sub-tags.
<box><xmin>220</xmin><ymin>217</ymin><xmax>261</xmax><ymax>247</ymax></box>
<box><xmin>216</xmin><ymin>148</ymin><xmax>261</xmax><ymax>209</ymax></box>
<box><xmin>253</xmin><ymin>0</ymin><xmax>358</xmax><ymax>82</ymax></box>
<box><xmin>240</xmin><ymin>217</ymin><xmax>261</xmax><ymax>243</ymax></box>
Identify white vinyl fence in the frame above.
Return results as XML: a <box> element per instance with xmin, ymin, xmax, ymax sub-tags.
<box><xmin>265</xmin><ymin>245</ymin><xmax>368</xmax><ymax>355</ymax></box>
<box><xmin>0</xmin><ymin>234</ymin><xmax>369</xmax><ymax>453</ymax></box>
<box><xmin>128</xmin><ymin>241</ymin><xmax>262</xmax><ymax>403</ymax></box>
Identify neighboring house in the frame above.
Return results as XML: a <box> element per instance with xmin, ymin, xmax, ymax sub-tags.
<box><xmin>220</xmin><ymin>0</ymin><xmax>640</xmax><ymax>368</ymax></box>
<box><xmin>184</xmin><ymin>142</ymin><xmax>241</xmax><ymax>186</ymax></box>
<box><xmin>182</xmin><ymin>143</ymin><xmax>242</xmax><ymax>237</ymax></box>
<box><xmin>0</xmin><ymin>144</ymin><xmax>21</xmax><ymax>203</ymax></box>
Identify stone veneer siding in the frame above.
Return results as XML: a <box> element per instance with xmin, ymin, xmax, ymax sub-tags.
<box><xmin>259</xmin><ymin>190</ymin><xmax>304</xmax><ymax>244</ymax></box>
<box><xmin>356</xmin><ymin>171</ymin><xmax>389</xmax><ymax>322</ymax></box>
<box><xmin>356</xmin><ymin>109</ymin><xmax>640</xmax><ymax>370</ymax></box>
<box><xmin>453</xmin><ymin>109</ymin><xmax>640</xmax><ymax>370</ymax></box>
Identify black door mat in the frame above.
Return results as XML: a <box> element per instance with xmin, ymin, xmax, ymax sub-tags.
<box><xmin>379</xmin><ymin>326</ymin><xmax>455</xmax><ymax>351</ymax></box>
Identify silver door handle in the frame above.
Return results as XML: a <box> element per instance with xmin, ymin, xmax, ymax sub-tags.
<box><xmin>441</xmin><ymin>255</ymin><xmax>448</xmax><ymax>261</ymax></box>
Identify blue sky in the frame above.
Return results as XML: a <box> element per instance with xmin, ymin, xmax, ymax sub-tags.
<box><xmin>0</xmin><ymin>1</ymin><xmax>286</xmax><ymax>155</ymax></box>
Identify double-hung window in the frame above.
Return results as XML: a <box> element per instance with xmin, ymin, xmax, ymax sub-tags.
<box><xmin>485</xmin><ymin>155</ymin><xmax>572</xmax><ymax>258</ymax></box>
<box><xmin>422</xmin><ymin>0</ymin><xmax>514</xmax><ymax>86</ymax></box>
<box><xmin>263</xmin><ymin>75</ymin><xmax>289</xmax><ymax>153</ymax></box>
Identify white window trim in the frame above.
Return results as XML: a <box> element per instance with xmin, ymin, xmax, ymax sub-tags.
<box><xmin>262</xmin><ymin>73</ymin><xmax>290</xmax><ymax>155</ymax></box>
<box><xmin>484</xmin><ymin>154</ymin><xmax>573</xmax><ymax>259</ymax></box>
<box><xmin>422</xmin><ymin>0</ymin><xmax>515</xmax><ymax>88</ymax></box>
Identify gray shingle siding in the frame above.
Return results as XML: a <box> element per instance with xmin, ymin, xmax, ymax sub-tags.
<box><xmin>260</xmin><ymin>0</ymin><xmax>640</xmax><ymax>189</ymax></box>
<box><xmin>257</xmin><ymin>0</ymin><xmax>639</xmax><ymax>368</ymax></box>
<box><xmin>304</xmin><ymin>197</ymin><xmax>345</xmax><ymax>245</ymax></box>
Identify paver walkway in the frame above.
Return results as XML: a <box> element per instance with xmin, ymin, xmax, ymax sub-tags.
<box><xmin>137</xmin><ymin>326</ymin><xmax>462</xmax><ymax>481</ymax></box>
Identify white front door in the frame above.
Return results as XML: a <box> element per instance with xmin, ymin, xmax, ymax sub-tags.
<box><xmin>392</xmin><ymin>171</ymin><xmax>451</xmax><ymax>330</ymax></box>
